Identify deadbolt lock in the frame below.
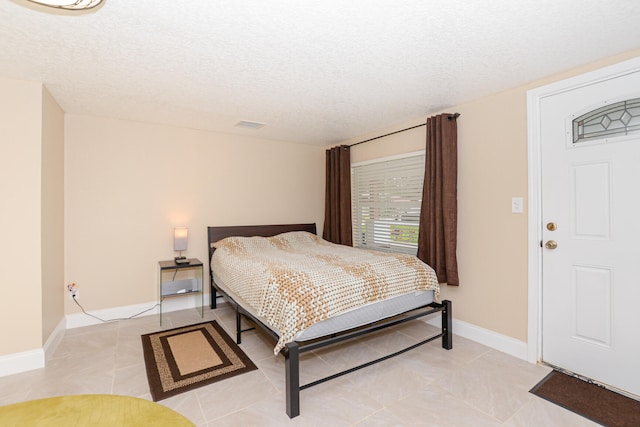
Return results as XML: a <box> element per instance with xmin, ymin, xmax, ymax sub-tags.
<box><xmin>546</xmin><ymin>222</ymin><xmax>557</xmax><ymax>231</ymax></box>
<box><xmin>545</xmin><ymin>240</ymin><xmax>558</xmax><ymax>250</ymax></box>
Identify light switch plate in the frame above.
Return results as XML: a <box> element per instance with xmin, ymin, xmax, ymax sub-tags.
<box><xmin>512</xmin><ymin>197</ymin><xmax>524</xmax><ymax>213</ymax></box>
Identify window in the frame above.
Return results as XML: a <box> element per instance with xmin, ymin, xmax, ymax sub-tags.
<box><xmin>351</xmin><ymin>151</ymin><xmax>425</xmax><ymax>255</ymax></box>
<box><xmin>573</xmin><ymin>97</ymin><xmax>640</xmax><ymax>144</ymax></box>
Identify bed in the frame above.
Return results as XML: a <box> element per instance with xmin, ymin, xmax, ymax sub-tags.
<box><xmin>207</xmin><ymin>223</ymin><xmax>452</xmax><ymax>418</ymax></box>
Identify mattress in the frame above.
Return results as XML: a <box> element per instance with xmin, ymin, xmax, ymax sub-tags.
<box><xmin>212</xmin><ymin>271</ymin><xmax>434</xmax><ymax>342</ymax></box>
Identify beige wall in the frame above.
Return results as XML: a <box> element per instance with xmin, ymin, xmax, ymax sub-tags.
<box><xmin>64</xmin><ymin>116</ymin><xmax>325</xmax><ymax>312</ymax></box>
<box><xmin>346</xmin><ymin>95</ymin><xmax>529</xmax><ymax>341</ymax></box>
<box><xmin>345</xmin><ymin>50</ymin><xmax>640</xmax><ymax>342</ymax></box>
<box><xmin>40</xmin><ymin>87</ymin><xmax>65</xmax><ymax>343</ymax></box>
<box><xmin>0</xmin><ymin>77</ymin><xmax>44</xmax><ymax>355</ymax></box>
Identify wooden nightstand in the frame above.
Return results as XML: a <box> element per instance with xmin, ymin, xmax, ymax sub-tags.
<box><xmin>158</xmin><ymin>258</ymin><xmax>204</xmax><ymax>325</ymax></box>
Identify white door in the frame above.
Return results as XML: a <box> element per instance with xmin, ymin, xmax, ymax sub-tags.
<box><xmin>540</xmin><ymin>68</ymin><xmax>640</xmax><ymax>397</ymax></box>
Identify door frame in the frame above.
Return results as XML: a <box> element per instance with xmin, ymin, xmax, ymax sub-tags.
<box><xmin>526</xmin><ymin>55</ymin><xmax>640</xmax><ymax>364</ymax></box>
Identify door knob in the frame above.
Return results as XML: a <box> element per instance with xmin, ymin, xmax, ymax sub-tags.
<box><xmin>545</xmin><ymin>240</ymin><xmax>558</xmax><ymax>250</ymax></box>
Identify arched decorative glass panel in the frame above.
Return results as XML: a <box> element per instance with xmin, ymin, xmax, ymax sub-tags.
<box><xmin>573</xmin><ymin>98</ymin><xmax>640</xmax><ymax>144</ymax></box>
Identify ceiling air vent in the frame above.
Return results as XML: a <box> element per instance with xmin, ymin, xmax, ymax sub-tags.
<box><xmin>235</xmin><ymin>120</ymin><xmax>266</xmax><ymax>130</ymax></box>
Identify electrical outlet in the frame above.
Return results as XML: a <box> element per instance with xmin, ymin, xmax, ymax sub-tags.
<box><xmin>67</xmin><ymin>283</ymin><xmax>79</xmax><ymax>300</ymax></box>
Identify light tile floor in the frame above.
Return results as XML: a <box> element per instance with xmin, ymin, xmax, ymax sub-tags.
<box><xmin>0</xmin><ymin>306</ymin><xmax>599</xmax><ymax>426</ymax></box>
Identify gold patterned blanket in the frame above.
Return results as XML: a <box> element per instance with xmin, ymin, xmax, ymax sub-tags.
<box><xmin>211</xmin><ymin>231</ymin><xmax>439</xmax><ymax>354</ymax></box>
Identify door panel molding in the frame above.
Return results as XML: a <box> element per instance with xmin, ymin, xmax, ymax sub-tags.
<box><xmin>571</xmin><ymin>264</ymin><xmax>613</xmax><ymax>348</ymax></box>
<box><xmin>571</xmin><ymin>161</ymin><xmax>611</xmax><ymax>240</ymax></box>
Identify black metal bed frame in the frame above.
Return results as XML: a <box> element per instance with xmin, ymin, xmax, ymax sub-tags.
<box><xmin>207</xmin><ymin>224</ymin><xmax>452</xmax><ymax>418</ymax></box>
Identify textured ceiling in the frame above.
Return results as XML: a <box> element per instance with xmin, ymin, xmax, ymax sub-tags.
<box><xmin>1</xmin><ymin>0</ymin><xmax>640</xmax><ymax>145</ymax></box>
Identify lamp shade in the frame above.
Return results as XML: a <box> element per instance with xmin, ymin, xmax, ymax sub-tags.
<box><xmin>173</xmin><ymin>227</ymin><xmax>188</xmax><ymax>251</ymax></box>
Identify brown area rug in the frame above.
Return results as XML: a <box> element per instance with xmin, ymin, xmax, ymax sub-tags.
<box><xmin>141</xmin><ymin>321</ymin><xmax>257</xmax><ymax>401</ymax></box>
<box><xmin>530</xmin><ymin>370</ymin><xmax>640</xmax><ymax>427</ymax></box>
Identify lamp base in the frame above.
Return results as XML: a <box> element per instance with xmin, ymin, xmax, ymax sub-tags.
<box><xmin>174</xmin><ymin>256</ymin><xmax>186</xmax><ymax>261</ymax></box>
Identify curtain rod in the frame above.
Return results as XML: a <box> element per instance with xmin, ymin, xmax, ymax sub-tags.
<box><xmin>349</xmin><ymin>112</ymin><xmax>460</xmax><ymax>147</ymax></box>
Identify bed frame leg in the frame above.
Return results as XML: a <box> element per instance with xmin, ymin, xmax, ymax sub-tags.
<box><xmin>210</xmin><ymin>276</ymin><xmax>217</xmax><ymax>309</ymax></box>
<box><xmin>235</xmin><ymin>307</ymin><xmax>242</xmax><ymax>344</ymax></box>
<box><xmin>285</xmin><ymin>342</ymin><xmax>300</xmax><ymax>418</ymax></box>
<box><xmin>442</xmin><ymin>299</ymin><xmax>452</xmax><ymax>350</ymax></box>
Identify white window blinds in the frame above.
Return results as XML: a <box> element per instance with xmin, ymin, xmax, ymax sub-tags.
<box><xmin>351</xmin><ymin>152</ymin><xmax>425</xmax><ymax>255</ymax></box>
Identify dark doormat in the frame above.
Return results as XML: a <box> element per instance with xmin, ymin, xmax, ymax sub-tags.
<box><xmin>142</xmin><ymin>321</ymin><xmax>257</xmax><ymax>401</ymax></box>
<box><xmin>530</xmin><ymin>370</ymin><xmax>640</xmax><ymax>427</ymax></box>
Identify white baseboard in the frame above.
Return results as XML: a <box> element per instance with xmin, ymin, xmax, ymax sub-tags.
<box><xmin>0</xmin><ymin>318</ymin><xmax>66</xmax><ymax>377</ymax></box>
<box><xmin>426</xmin><ymin>316</ymin><xmax>528</xmax><ymax>361</ymax></box>
<box><xmin>3</xmin><ymin>296</ymin><xmax>524</xmax><ymax>378</ymax></box>
<box><xmin>0</xmin><ymin>349</ymin><xmax>45</xmax><ymax>377</ymax></box>
<box><xmin>0</xmin><ymin>296</ymin><xmax>209</xmax><ymax>378</ymax></box>
<box><xmin>65</xmin><ymin>294</ymin><xmax>209</xmax><ymax>329</ymax></box>
<box><xmin>43</xmin><ymin>318</ymin><xmax>66</xmax><ymax>360</ymax></box>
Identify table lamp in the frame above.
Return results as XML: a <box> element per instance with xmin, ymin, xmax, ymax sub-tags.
<box><xmin>174</xmin><ymin>227</ymin><xmax>188</xmax><ymax>262</ymax></box>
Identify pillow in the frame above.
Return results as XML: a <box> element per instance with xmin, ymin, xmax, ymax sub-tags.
<box><xmin>213</xmin><ymin>231</ymin><xmax>320</xmax><ymax>251</ymax></box>
<box><xmin>213</xmin><ymin>235</ymin><xmax>269</xmax><ymax>251</ymax></box>
<box><xmin>267</xmin><ymin>231</ymin><xmax>320</xmax><ymax>248</ymax></box>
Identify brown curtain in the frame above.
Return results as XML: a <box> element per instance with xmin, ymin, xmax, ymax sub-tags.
<box><xmin>417</xmin><ymin>114</ymin><xmax>459</xmax><ymax>285</ymax></box>
<box><xmin>323</xmin><ymin>145</ymin><xmax>353</xmax><ymax>245</ymax></box>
